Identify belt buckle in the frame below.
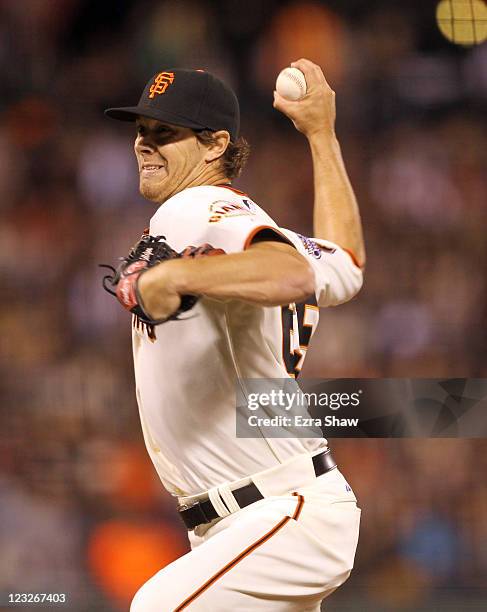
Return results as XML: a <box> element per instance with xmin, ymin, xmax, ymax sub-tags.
<box><xmin>178</xmin><ymin>498</ymin><xmax>213</xmax><ymax>530</ymax></box>
<box><xmin>178</xmin><ymin>500</ymin><xmax>199</xmax><ymax>512</ymax></box>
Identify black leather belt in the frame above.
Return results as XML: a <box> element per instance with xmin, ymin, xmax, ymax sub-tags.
<box><xmin>178</xmin><ymin>450</ymin><xmax>337</xmax><ymax>531</ymax></box>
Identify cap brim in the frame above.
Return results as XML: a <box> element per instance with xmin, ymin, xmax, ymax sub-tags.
<box><xmin>104</xmin><ymin>105</ymin><xmax>207</xmax><ymax>131</ymax></box>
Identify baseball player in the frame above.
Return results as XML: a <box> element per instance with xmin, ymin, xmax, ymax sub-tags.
<box><xmin>104</xmin><ymin>58</ymin><xmax>365</xmax><ymax>611</ymax></box>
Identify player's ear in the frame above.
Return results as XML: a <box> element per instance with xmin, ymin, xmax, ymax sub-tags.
<box><xmin>203</xmin><ymin>130</ymin><xmax>230</xmax><ymax>163</ymax></box>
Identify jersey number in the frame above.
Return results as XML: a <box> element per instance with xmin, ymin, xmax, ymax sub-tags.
<box><xmin>281</xmin><ymin>296</ymin><xmax>319</xmax><ymax>378</ymax></box>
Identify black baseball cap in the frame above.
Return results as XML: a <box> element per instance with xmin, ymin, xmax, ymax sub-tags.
<box><xmin>105</xmin><ymin>69</ymin><xmax>240</xmax><ymax>141</ymax></box>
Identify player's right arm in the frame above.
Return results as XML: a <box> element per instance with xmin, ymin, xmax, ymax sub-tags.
<box><xmin>273</xmin><ymin>58</ymin><xmax>366</xmax><ymax>269</ymax></box>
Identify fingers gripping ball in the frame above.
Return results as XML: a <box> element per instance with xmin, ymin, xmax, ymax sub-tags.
<box><xmin>100</xmin><ymin>234</ymin><xmax>198</xmax><ymax>325</ymax></box>
<box><xmin>275</xmin><ymin>67</ymin><xmax>307</xmax><ymax>101</ymax></box>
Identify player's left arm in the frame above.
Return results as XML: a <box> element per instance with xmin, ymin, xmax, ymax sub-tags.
<box><xmin>137</xmin><ymin>240</ymin><xmax>315</xmax><ymax>321</ymax></box>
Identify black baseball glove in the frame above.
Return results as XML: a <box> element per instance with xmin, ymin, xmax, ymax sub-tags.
<box><xmin>100</xmin><ymin>233</ymin><xmax>199</xmax><ymax>325</ymax></box>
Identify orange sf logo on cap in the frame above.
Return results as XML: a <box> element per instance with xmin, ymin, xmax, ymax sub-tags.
<box><xmin>148</xmin><ymin>72</ymin><xmax>175</xmax><ymax>98</ymax></box>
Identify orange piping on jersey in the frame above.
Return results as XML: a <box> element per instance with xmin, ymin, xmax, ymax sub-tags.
<box><xmin>243</xmin><ymin>225</ymin><xmax>293</xmax><ymax>251</ymax></box>
<box><xmin>174</xmin><ymin>496</ymin><xmax>305</xmax><ymax>610</ymax></box>
<box><xmin>292</xmin><ymin>492</ymin><xmax>305</xmax><ymax>521</ymax></box>
<box><xmin>341</xmin><ymin>247</ymin><xmax>363</xmax><ymax>270</ymax></box>
<box><xmin>216</xmin><ymin>183</ymin><xmax>248</xmax><ymax>196</ymax></box>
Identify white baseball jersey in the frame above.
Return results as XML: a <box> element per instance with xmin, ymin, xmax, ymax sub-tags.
<box><xmin>132</xmin><ymin>185</ymin><xmax>363</xmax><ymax>497</ymax></box>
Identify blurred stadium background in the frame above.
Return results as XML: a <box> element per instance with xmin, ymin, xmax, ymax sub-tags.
<box><xmin>1</xmin><ymin>0</ymin><xmax>486</xmax><ymax>610</ymax></box>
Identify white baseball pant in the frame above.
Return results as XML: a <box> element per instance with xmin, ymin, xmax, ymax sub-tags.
<box><xmin>130</xmin><ymin>466</ymin><xmax>361</xmax><ymax>611</ymax></box>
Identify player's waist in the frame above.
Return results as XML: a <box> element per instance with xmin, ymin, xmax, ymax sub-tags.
<box><xmin>177</xmin><ymin>448</ymin><xmax>336</xmax><ymax>531</ymax></box>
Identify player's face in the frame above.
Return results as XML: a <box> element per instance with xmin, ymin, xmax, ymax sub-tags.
<box><xmin>134</xmin><ymin>117</ymin><xmax>208</xmax><ymax>203</ymax></box>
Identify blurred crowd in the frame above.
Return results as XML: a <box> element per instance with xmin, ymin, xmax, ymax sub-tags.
<box><xmin>1</xmin><ymin>1</ymin><xmax>486</xmax><ymax>610</ymax></box>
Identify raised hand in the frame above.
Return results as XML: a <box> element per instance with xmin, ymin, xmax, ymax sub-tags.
<box><xmin>273</xmin><ymin>58</ymin><xmax>336</xmax><ymax>139</ymax></box>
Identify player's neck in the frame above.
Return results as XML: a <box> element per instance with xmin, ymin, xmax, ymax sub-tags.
<box><xmin>158</xmin><ymin>164</ymin><xmax>230</xmax><ymax>204</ymax></box>
<box><xmin>184</xmin><ymin>165</ymin><xmax>230</xmax><ymax>191</ymax></box>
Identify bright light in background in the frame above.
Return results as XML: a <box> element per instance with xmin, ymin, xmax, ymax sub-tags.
<box><xmin>436</xmin><ymin>0</ymin><xmax>487</xmax><ymax>46</ymax></box>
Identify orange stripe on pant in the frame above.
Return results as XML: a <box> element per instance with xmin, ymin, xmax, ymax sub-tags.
<box><xmin>174</xmin><ymin>494</ymin><xmax>305</xmax><ymax>611</ymax></box>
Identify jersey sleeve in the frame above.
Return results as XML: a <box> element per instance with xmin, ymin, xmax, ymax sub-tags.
<box><xmin>280</xmin><ymin>230</ymin><xmax>364</xmax><ymax>307</ymax></box>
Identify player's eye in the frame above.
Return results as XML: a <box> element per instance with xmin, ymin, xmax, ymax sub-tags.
<box><xmin>155</xmin><ymin>127</ymin><xmax>173</xmax><ymax>137</ymax></box>
<box><xmin>136</xmin><ymin>125</ymin><xmax>173</xmax><ymax>141</ymax></box>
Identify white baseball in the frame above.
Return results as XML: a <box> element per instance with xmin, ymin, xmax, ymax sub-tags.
<box><xmin>275</xmin><ymin>67</ymin><xmax>307</xmax><ymax>101</ymax></box>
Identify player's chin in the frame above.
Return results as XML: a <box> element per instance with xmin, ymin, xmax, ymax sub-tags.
<box><xmin>139</xmin><ymin>178</ymin><xmax>168</xmax><ymax>203</ymax></box>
